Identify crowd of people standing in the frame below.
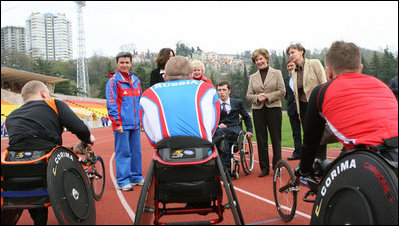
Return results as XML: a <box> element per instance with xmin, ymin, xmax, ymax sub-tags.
<box><xmin>105</xmin><ymin>41</ymin><xmax>398</xmax><ymax>191</ymax></box>
<box><xmin>2</xmin><ymin>40</ymin><xmax>397</xmax><ymax>224</ymax></box>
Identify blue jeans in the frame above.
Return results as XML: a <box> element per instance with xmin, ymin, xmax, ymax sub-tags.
<box><xmin>114</xmin><ymin>129</ymin><xmax>143</xmax><ymax>187</ymax></box>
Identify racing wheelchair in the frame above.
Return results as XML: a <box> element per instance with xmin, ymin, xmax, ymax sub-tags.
<box><xmin>134</xmin><ymin>136</ymin><xmax>245</xmax><ymax>225</ymax></box>
<box><xmin>1</xmin><ymin>142</ymin><xmax>102</xmax><ymax>225</ymax></box>
<box><xmin>273</xmin><ymin>146</ymin><xmax>398</xmax><ymax>224</ymax></box>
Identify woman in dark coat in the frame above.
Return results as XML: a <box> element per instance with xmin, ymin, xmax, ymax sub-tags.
<box><xmin>150</xmin><ymin>48</ymin><xmax>175</xmax><ymax>86</ymax></box>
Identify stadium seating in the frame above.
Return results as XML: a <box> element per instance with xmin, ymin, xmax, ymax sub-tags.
<box><xmin>63</xmin><ymin>99</ymin><xmax>108</xmax><ymax>117</ymax></box>
<box><xmin>1</xmin><ymin>100</ymin><xmax>21</xmax><ymax>120</ymax></box>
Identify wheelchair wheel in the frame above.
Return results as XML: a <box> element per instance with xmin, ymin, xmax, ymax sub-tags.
<box><xmin>310</xmin><ymin>150</ymin><xmax>398</xmax><ymax>225</ymax></box>
<box><xmin>241</xmin><ymin>134</ymin><xmax>254</xmax><ymax>175</ymax></box>
<box><xmin>91</xmin><ymin>156</ymin><xmax>105</xmax><ymax>201</ymax></box>
<box><xmin>134</xmin><ymin>160</ymin><xmax>155</xmax><ymax>225</ymax></box>
<box><xmin>47</xmin><ymin>147</ymin><xmax>96</xmax><ymax>225</ymax></box>
<box><xmin>273</xmin><ymin>160</ymin><xmax>297</xmax><ymax>222</ymax></box>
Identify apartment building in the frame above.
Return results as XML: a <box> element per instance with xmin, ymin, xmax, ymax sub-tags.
<box><xmin>26</xmin><ymin>12</ymin><xmax>72</xmax><ymax>61</ymax></box>
<box><xmin>1</xmin><ymin>26</ymin><xmax>26</xmax><ymax>54</ymax></box>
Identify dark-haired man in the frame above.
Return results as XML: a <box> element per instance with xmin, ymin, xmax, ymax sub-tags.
<box><xmin>297</xmin><ymin>41</ymin><xmax>398</xmax><ymax>176</ymax></box>
<box><xmin>106</xmin><ymin>52</ymin><xmax>143</xmax><ymax>191</ymax></box>
<box><xmin>213</xmin><ymin>81</ymin><xmax>253</xmax><ymax>170</ymax></box>
<box><xmin>284</xmin><ymin>60</ymin><xmax>302</xmax><ymax>160</ymax></box>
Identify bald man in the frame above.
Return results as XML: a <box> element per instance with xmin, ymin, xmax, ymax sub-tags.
<box><xmin>3</xmin><ymin>80</ymin><xmax>94</xmax><ymax>225</ymax></box>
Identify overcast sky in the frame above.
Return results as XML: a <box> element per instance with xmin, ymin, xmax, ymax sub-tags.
<box><xmin>1</xmin><ymin>1</ymin><xmax>398</xmax><ymax>58</ymax></box>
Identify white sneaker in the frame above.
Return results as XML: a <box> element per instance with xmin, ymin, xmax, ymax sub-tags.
<box><xmin>130</xmin><ymin>179</ymin><xmax>144</xmax><ymax>186</ymax></box>
<box><xmin>117</xmin><ymin>184</ymin><xmax>133</xmax><ymax>191</ymax></box>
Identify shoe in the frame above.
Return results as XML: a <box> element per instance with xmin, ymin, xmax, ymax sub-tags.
<box><xmin>258</xmin><ymin>171</ymin><xmax>269</xmax><ymax>177</ymax></box>
<box><xmin>287</xmin><ymin>155</ymin><xmax>300</xmax><ymax>161</ymax></box>
<box><xmin>130</xmin><ymin>179</ymin><xmax>144</xmax><ymax>186</ymax></box>
<box><xmin>117</xmin><ymin>184</ymin><xmax>133</xmax><ymax>191</ymax></box>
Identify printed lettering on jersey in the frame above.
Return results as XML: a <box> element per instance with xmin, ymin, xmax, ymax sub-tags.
<box><xmin>152</xmin><ymin>79</ymin><xmax>199</xmax><ymax>89</ymax></box>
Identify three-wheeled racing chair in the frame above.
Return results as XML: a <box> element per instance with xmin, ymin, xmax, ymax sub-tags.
<box><xmin>134</xmin><ymin>136</ymin><xmax>245</xmax><ymax>225</ymax></box>
<box><xmin>1</xmin><ymin>145</ymin><xmax>96</xmax><ymax>225</ymax></box>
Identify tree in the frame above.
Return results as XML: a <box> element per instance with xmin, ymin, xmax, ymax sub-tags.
<box><xmin>132</xmin><ymin>62</ymin><xmax>152</xmax><ymax>91</ymax></box>
<box><xmin>2</xmin><ymin>53</ymin><xmax>34</xmax><ymax>70</ymax></box>
<box><xmin>248</xmin><ymin>63</ymin><xmax>258</xmax><ymax>75</ymax></box>
<box><xmin>361</xmin><ymin>54</ymin><xmax>371</xmax><ymax>76</ymax></box>
<box><xmin>96</xmin><ymin>60</ymin><xmax>115</xmax><ymax>99</ymax></box>
<box><xmin>380</xmin><ymin>48</ymin><xmax>398</xmax><ymax>84</ymax></box>
<box><xmin>369</xmin><ymin>51</ymin><xmax>381</xmax><ymax>79</ymax></box>
<box><xmin>32</xmin><ymin>58</ymin><xmax>53</xmax><ymax>75</ymax></box>
<box><xmin>242</xmin><ymin>64</ymin><xmax>250</xmax><ymax>110</ymax></box>
<box><xmin>54</xmin><ymin>80</ymin><xmax>79</xmax><ymax>96</ymax></box>
<box><xmin>281</xmin><ymin>51</ymin><xmax>288</xmax><ymax>77</ymax></box>
<box><xmin>269</xmin><ymin>50</ymin><xmax>282</xmax><ymax>71</ymax></box>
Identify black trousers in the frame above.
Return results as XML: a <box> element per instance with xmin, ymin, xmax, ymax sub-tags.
<box><xmin>1</xmin><ymin>208</ymin><xmax>48</xmax><ymax>225</ymax></box>
<box><xmin>253</xmin><ymin>106</ymin><xmax>282</xmax><ymax>173</ymax></box>
<box><xmin>288</xmin><ymin>110</ymin><xmax>302</xmax><ymax>156</ymax></box>
<box><xmin>299</xmin><ymin>101</ymin><xmax>326</xmax><ymax>160</ymax></box>
<box><xmin>213</xmin><ymin>127</ymin><xmax>240</xmax><ymax>168</ymax></box>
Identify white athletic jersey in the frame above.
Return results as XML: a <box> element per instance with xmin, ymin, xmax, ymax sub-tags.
<box><xmin>140</xmin><ymin>79</ymin><xmax>220</xmax><ymax>146</ymax></box>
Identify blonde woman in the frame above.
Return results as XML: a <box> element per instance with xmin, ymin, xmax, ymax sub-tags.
<box><xmin>246</xmin><ymin>48</ymin><xmax>286</xmax><ymax>177</ymax></box>
<box><xmin>191</xmin><ymin>60</ymin><xmax>212</xmax><ymax>84</ymax></box>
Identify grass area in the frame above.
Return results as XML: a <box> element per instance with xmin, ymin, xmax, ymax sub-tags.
<box><xmin>244</xmin><ymin>111</ymin><xmax>343</xmax><ymax>149</ymax></box>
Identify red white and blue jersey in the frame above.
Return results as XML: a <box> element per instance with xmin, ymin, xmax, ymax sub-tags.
<box><xmin>106</xmin><ymin>70</ymin><xmax>142</xmax><ymax>131</ymax></box>
<box><xmin>140</xmin><ymin>79</ymin><xmax>220</xmax><ymax>147</ymax></box>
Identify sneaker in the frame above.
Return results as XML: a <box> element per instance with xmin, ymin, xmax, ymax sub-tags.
<box><xmin>117</xmin><ymin>184</ymin><xmax>133</xmax><ymax>191</ymax></box>
<box><xmin>130</xmin><ymin>179</ymin><xmax>144</xmax><ymax>186</ymax></box>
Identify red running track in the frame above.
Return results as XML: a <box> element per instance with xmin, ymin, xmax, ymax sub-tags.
<box><xmin>1</xmin><ymin>127</ymin><xmax>341</xmax><ymax>225</ymax></box>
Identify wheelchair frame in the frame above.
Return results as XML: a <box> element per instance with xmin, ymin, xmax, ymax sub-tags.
<box><xmin>134</xmin><ymin>136</ymin><xmax>245</xmax><ymax>225</ymax></box>
<box><xmin>1</xmin><ymin>144</ymin><xmax>102</xmax><ymax>224</ymax></box>
<box><xmin>229</xmin><ymin>130</ymin><xmax>254</xmax><ymax>179</ymax></box>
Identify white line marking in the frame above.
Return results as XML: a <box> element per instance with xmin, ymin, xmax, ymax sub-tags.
<box><xmin>233</xmin><ymin>186</ymin><xmax>312</xmax><ymax>219</ymax></box>
<box><xmin>110</xmin><ymin>153</ymin><xmax>136</xmax><ymax>223</ymax></box>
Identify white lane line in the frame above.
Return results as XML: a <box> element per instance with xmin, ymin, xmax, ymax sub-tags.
<box><xmin>233</xmin><ymin>186</ymin><xmax>312</xmax><ymax>219</ymax></box>
<box><xmin>109</xmin><ymin>153</ymin><xmax>136</xmax><ymax>223</ymax></box>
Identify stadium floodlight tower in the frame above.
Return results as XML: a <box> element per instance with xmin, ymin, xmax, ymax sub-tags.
<box><xmin>75</xmin><ymin>1</ymin><xmax>89</xmax><ymax>97</ymax></box>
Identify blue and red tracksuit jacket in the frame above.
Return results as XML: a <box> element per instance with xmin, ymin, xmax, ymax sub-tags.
<box><xmin>106</xmin><ymin>70</ymin><xmax>142</xmax><ymax>131</ymax></box>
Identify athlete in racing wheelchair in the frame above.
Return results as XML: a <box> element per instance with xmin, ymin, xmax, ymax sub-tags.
<box><xmin>138</xmin><ymin>56</ymin><xmax>244</xmax><ymax>224</ymax></box>
<box><xmin>213</xmin><ymin>81</ymin><xmax>254</xmax><ymax>179</ymax></box>
<box><xmin>295</xmin><ymin>41</ymin><xmax>398</xmax><ymax>224</ymax></box>
<box><xmin>1</xmin><ymin>80</ymin><xmax>96</xmax><ymax>225</ymax></box>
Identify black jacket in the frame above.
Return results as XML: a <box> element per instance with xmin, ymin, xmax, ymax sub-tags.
<box><xmin>150</xmin><ymin>68</ymin><xmax>165</xmax><ymax>87</ymax></box>
<box><xmin>284</xmin><ymin>75</ymin><xmax>298</xmax><ymax>116</ymax></box>
<box><xmin>389</xmin><ymin>77</ymin><xmax>398</xmax><ymax>100</ymax></box>
<box><xmin>5</xmin><ymin>99</ymin><xmax>91</xmax><ymax>146</ymax></box>
<box><xmin>220</xmin><ymin>98</ymin><xmax>253</xmax><ymax>133</ymax></box>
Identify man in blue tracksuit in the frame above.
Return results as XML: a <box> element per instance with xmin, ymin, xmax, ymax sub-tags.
<box><xmin>106</xmin><ymin>52</ymin><xmax>143</xmax><ymax>191</ymax></box>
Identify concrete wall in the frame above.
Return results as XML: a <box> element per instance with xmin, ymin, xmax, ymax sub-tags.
<box><xmin>1</xmin><ymin>88</ymin><xmax>24</xmax><ymax>105</ymax></box>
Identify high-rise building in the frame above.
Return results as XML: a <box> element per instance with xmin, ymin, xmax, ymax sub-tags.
<box><xmin>1</xmin><ymin>26</ymin><xmax>26</xmax><ymax>54</ymax></box>
<box><xmin>26</xmin><ymin>12</ymin><xmax>72</xmax><ymax>61</ymax></box>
